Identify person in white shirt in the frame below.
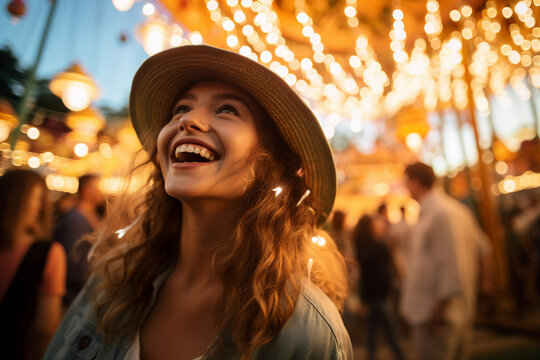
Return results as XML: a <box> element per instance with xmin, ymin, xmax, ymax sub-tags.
<box><xmin>400</xmin><ymin>162</ymin><xmax>493</xmax><ymax>360</ymax></box>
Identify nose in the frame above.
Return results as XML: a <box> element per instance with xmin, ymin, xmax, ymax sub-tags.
<box><xmin>177</xmin><ymin>108</ymin><xmax>210</xmax><ymax>133</ymax></box>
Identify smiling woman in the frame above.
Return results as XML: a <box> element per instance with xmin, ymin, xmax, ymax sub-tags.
<box><xmin>44</xmin><ymin>45</ymin><xmax>352</xmax><ymax>360</ymax></box>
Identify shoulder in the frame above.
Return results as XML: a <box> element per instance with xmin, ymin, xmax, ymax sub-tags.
<box><xmin>41</xmin><ymin>242</ymin><xmax>66</xmax><ymax>293</ymax></box>
<box><xmin>255</xmin><ymin>280</ymin><xmax>352</xmax><ymax>360</ymax></box>
<box><xmin>48</xmin><ymin>242</ymin><xmax>67</xmax><ymax>261</ymax></box>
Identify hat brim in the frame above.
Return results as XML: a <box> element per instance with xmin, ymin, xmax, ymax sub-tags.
<box><xmin>129</xmin><ymin>45</ymin><xmax>336</xmax><ymax>224</ymax></box>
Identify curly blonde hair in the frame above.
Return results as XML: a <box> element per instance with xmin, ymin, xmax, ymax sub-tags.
<box><xmin>87</xmin><ymin>113</ymin><xmax>348</xmax><ymax>359</ymax></box>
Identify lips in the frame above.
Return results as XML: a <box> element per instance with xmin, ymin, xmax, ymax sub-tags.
<box><xmin>170</xmin><ymin>139</ymin><xmax>220</xmax><ymax>164</ymax></box>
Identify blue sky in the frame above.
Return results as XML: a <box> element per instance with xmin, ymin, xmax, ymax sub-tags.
<box><xmin>1</xmin><ymin>0</ymin><xmax>154</xmax><ymax>110</ymax></box>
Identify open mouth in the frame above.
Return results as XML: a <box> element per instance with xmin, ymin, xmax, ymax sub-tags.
<box><xmin>172</xmin><ymin>143</ymin><xmax>218</xmax><ymax>163</ymax></box>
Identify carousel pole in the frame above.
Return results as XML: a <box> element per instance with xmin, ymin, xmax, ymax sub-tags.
<box><xmin>462</xmin><ymin>39</ymin><xmax>509</xmax><ymax>292</ymax></box>
<box><xmin>10</xmin><ymin>0</ymin><xmax>59</xmax><ymax>149</ymax></box>
<box><xmin>526</xmin><ymin>81</ymin><xmax>539</xmax><ymax>138</ymax></box>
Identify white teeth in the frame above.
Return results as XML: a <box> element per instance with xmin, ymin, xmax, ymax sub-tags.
<box><xmin>174</xmin><ymin>143</ymin><xmax>216</xmax><ymax>162</ymax></box>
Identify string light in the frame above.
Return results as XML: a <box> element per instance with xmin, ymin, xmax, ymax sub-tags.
<box><xmin>27</xmin><ymin>127</ymin><xmax>39</xmax><ymax>140</ymax></box>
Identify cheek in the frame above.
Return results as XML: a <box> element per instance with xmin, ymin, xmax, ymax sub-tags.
<box><xmin>156</xmin><ymin>124</ymin><xmax>174</xmax><ymax>169</ymax></box>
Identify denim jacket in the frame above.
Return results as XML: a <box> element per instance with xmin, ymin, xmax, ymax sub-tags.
<box><xmin>44</xmin><ymin>275</ymin><xmax>353</xmax><ymax>360</ymax></box>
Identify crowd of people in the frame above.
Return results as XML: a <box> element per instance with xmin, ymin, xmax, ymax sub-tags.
<box><xmin>0</xmin><ymin>170</ymin><xmax>104</xmax><ymax>359</ymax></box>
<box><xmin>329</xmin><ymin>162</ymin><xmax>495</xmax><ymax>360</ymax></box>
<box><xmin>0</xmin><ymin>162</ymin><xmax>498</xmax><ymax>360</ymax></box>
<box><xmin>0</xmin><ymin>44</ymin><xmax>536</xmax><ymax>360</ymax></box>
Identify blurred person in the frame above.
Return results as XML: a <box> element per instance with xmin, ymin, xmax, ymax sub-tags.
<box><xmin>374</xmin><ymin>203</ymin><xmax>390</xmax><ymax>241</ymax></box>
<box><xmin>400</xmin><ymin>162</ymin><xmax>493</xmax><ymax>360</ymax></box>
<box><xmin>330</xmin><ymin>210</ymin><xmax>349</xmax><ymax>256</ymax></box>
<box><xmin>0</xmin><ymin>169</ymin><xmax>66</xmax><ymax>359</ymax></box>
<box><xmin>388</xmin><ymin>206</ymin><xmax>410</xmax><ymax>279</ymax></box>
<box><xmin>54</xmin><ymin>174</ymin><xmax>103</xmax><ymax>306</ymax></box>
<box><xmin>52</xmin><ymin>193</ymin><xmax>76</xmax><ymax>221</ymax></box>
<box><xmin>44</xmin><ymin>45</ymin><xmax>351</xmax><ymax>359</ymax></box>
<box><xmin>354</xmin><ymin>215</ymin><xmax>404</xmax><ymax>360</ymax></box>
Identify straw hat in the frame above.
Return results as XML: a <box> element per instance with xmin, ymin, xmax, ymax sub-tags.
<box><xmin>129</xmin><ymin>45</ymin><xmax>336</xmax><ymax>224</ymax></box>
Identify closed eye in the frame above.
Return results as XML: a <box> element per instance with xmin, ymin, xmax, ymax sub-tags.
<box><xmin>217</xmin><ymin>104</ymin><xmax>240</xmax><ymax>116</ymax></box>
<box><xmin>173</xmin><ymin>104</ymin><xmax>191</xmax><ymax>116</ymax></box>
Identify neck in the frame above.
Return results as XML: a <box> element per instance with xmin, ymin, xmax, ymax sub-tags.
<box><xmin>174</xmin><ymin>199</ymin><xmax>241</xmax><ymax>287</ymax></box>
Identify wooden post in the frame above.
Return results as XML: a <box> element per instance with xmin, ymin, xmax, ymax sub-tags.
<box><xmin>10</xmin><ymin>0</ymin><xmax>59</xmax><ymax>149</ymax></box>
<box><xmin>462</xmin><ymin>40</ymin><xmax>509</xmax><ymax>291</ymax></box>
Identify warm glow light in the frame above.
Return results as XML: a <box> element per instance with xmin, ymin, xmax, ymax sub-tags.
<box><xmin>138</xmin><ymin>19</ymin><xmax>170</xmax><ymax>55</ymax></box>
<box><xmin>27</xmin><ymin>127</ymin><xmax>39</xmax><ymax>140</ymax></box>
<box><xmin>27</xmin><ymin>156</ymin><xmax>40</xmax><ymax>169</ymax></box>
<box><xmin>260</xmin><ymin>50</ymin><xmax>272</xmax><ymax>63</ymax></box>
<box><xmin>405</xmin><ymin>132</ymin><xmax>423</xmax><ymax>152</ymax></box>
<box><xmin>329</xmin><ymin>62</ymin><xmax>342</xmax><ymax>75</ymax></box>
<box><xmin>344</xmin><ymin>6</ymin><xmax>356</xmax><ymax>18</ymax></box>
<box><xmin>495</xmin><ymin>161</ymin><xmax>508</xmax><ymax>175</ymax></box>
<box><xmin>41</xmin><ymin>151</ymin><xmax>54</xmax><ymax>162</ymax></box>
<box><xmin>515</xmin><ymin>1</ymin><xmax>528</xmax><ymax>15</ymax></box>
<box><xmin>349</xmin><ymin>55</ymin><xmax>361</xmax><ymax>68</ymax></box>
<box><xmin>0</xmin><ymin>123</ymin><xmax>10</xmax><ymax>142</ymax></box>
<box><xmin>302</xmin><ymin>26</ymin><xmax>314</xmax><ymax>37</ymax></box>
<box><xmin>450</xmin><ymin>9</ymin><xmax>461</xmax><ymax>22</ymax></box>
<box><xmin>285</xmin><ymin>73</ymin><xmax>297</xmax><ymax>86</ymax></box>
<box><xmin>503</xmin><ymin>179</ymin><xmax>516</xmax><ymax>193</ymax></box>
<box><xmin>226</xmin><ymin>35</ymin><xmax>238</xmax><ymax>47</ymax></box>
<box><xmin>74</xmin><ymin>143</ymin><xmax>89</xmax><ymax>157</ymax></box>
<box><xmin>112</xmin><ymin>0</ymin><xmax>134</xmax><ymax>12</ymax></box>
<box><xmin>233</xmin><ymin>10</ymin><xmax>246</xmax><ymax>23</ymax></box>
<box><xmin>190</xmin><ymin>31</ymin><xmax>203</xmax><ymax>44</ymax></box>
<box><xmin>142</xmin><ymin>3</ymin><xmax>155</xmax><ymax>16</ymax></box>
<box><xmin>223</xmin><ymin>19</ymin><xmax>235</xmax><ymax>31</ymax></box>
<box><xmin>461</xmin><ymin>5</ymin><xmax>473</xmax><ymax>17</ymax></box>
<box><xmin>99</xmin><ymin>143</ymin><xmax>113</xmax><ymax>158</ymax></box>
<box><xmin>296</xmin><ymin>12</ymin><xmax>309</xmax><ymax>24</ymax></box>
<box><xmin>242</xmin><ymin>25</ymin><xmax>254</xmax><ymax>36</ymax></box>
<box><xmin>239</xmin><ymin>45</ymin><xmax>251</xmax><ymax>56</ymax></box>
<box><xmin>393</xmin><ymin>9</ymin><xmax>403</xmax><ymax>20</ymax></box>
<box><xmin>170</xmin><ymin>34</ymin><xmax>183</xmax><ymax>47</ymax></box>
<box><xmin>502</xmin><ymin>7</ymin><xmax>513</xmax><ymax>18</ymax></box>
<box><xmin>206</xmin><ymin>0</ymin><xmax>218</xmax><ymax>11</ymax></box>
<box><xmin>50</xmin><ymin>64</ymin><xmax>99</xmax><ymax>112</ymax></box>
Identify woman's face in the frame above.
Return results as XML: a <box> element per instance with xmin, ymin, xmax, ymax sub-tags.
<box><xmin>157</xmin><ymin>80</ymin><xmax>263</xmax><ymax>202</ymax></box>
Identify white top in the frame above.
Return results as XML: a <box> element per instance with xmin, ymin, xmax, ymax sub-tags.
<box><xmin>123</xmin><ymin>331</ymin><xmax>203</xmax><ymax>360</ymax></box>
<box><xmin>400</xmin><ymin>190</ymin><xmax>491</xmax><ymax>326</ymax></box>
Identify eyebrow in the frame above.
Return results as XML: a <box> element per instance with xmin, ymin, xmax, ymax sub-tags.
<box><xmin>176</xmin><ymin>92</ymin><xmax>251</xmax><ymax>110</ymax></box>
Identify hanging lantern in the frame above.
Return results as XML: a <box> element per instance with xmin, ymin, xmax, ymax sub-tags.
<box><xmin>7</xmin><ymin>0</ymin><xmax>26</xmax><ymax>18</ymax></box>
<box><xmin>137</xmin><ymin>17</ymin><xmax>170</xmax><ymax>55</ymax></box>
<box><xmin>395</xmin><ymin>106</ymin><xmax>430</xmax><ymax>151</ymax></box>
<box><xmin>0</xmin><ymin>99</ymin><xmax>18</xmax><ymax>143</ymax></box>
<box><xmin>50</xmin><ymin>63</ymin><xmax>99</xmax><ymax>111</ymax></box>
<box><xmin>112</xmin><ymin>0</ymin><xmax>134</xmax><ymax>12</ymax></box>
<box><xmin>65</xmin><ymin>106</ymin><xmax>105</xmax><ymax>146</ymax></box>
